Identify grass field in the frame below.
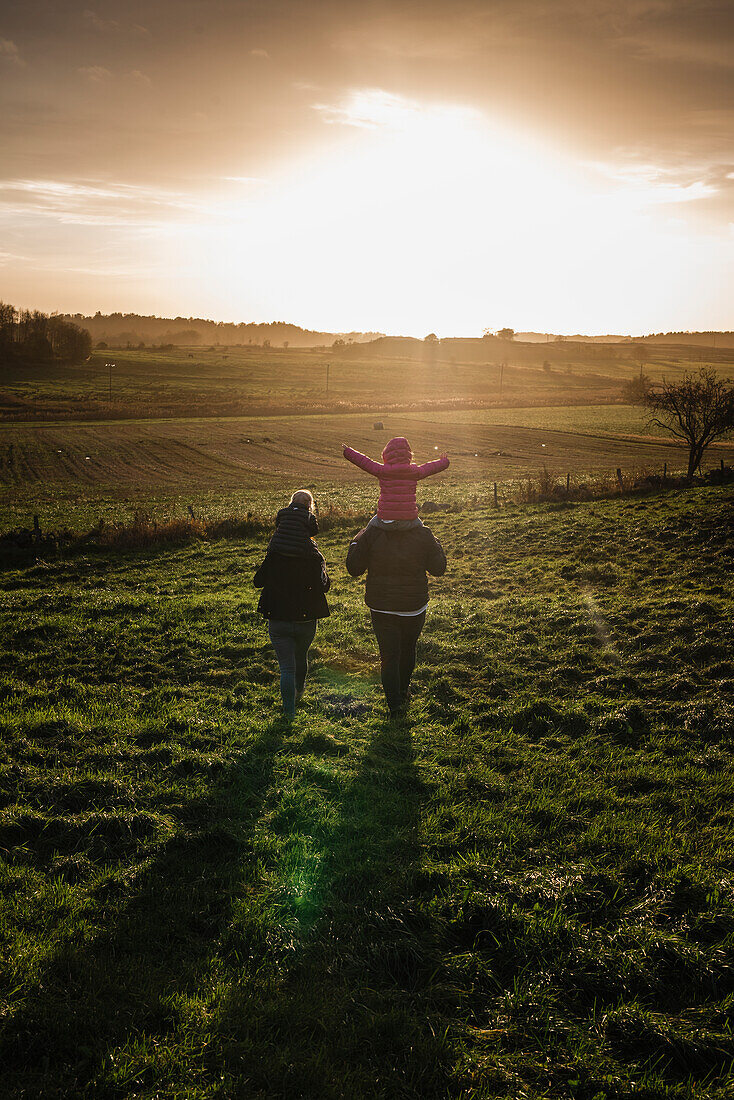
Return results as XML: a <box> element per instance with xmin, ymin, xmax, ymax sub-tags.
<box><xmin>3</xmin><ymin>405</ymin><xmax>733</xmax><ymax>533</ymax></box>
<box><xmin>2</xmin><ymin>340</ymin><xmax>733</xmax><ymax>1096</ymax></box>
<box><xmin>2</xmin><ymin>339</ymin><xmax>733</xmax><ymax>421</ymax></box>
<box><xmin>1</xmin><ymin>484</ymin><xmax>733</xmax><ymax>1097</ymax></box>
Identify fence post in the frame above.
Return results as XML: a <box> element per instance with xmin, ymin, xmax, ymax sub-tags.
<box><xmin>566</xmin><ymin>472</ymin><xmax>570</xmax><ymax>494</ymax></box>
<box><xmin>493</xmin><ymin>482</ymin><xmax>498</xmax><ymax>509</ymax></box>
<box><xmin>616</xmin><ymin>468</ymin><xmax>624</xmax><ymax>493</ymax></box>
<box><xmin>33</xmin><ymin>514</ymin><xmax>41</xmax><ymax>544</ymax></box>
<box><xmin>722</xmin><ymin>458</ymin><xmax>725</xmax><ymax>473</ymax></box>
<box><xmin>663</xmin><ymin>462</ymin><xmax>667</xmax><ymax>484</ymax></box>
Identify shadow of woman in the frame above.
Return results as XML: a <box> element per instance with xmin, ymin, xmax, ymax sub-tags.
<box><xmin>215</xmin><ymin>716</ymin><xmax>453</xmax><ymax>1098</ymax></box>
<box><xmin>0</xmin><ymin>717</ymin><xmax>289</xmax><ymax>1096</ymax></box>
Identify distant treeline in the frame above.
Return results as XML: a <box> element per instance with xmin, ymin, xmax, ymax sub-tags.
<box><xmin>512</xmin><ymin>331</ymin><xmax>734</xmax><ymax>346</ymax></box>
<box><xmin>640</xmin><ymin>331</ymin><xmax>734</xmax><ymax>347</ymax></box>
<box><xmin>0</xmin><ymin>303</ymin><xmax>92</xmax><ymax>367</ymax></box>
<box><xmin>58</xmin><ymin>312</ymin><xmax>384</xmax><ymax>348</ymax></box>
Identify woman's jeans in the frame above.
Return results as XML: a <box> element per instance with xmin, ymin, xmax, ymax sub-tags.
<box><xmin>370</xmin><ymin>610</ymin><xmax>426</xmax><ymax>713</ymax></box>
<box><xmin>268</xmin><ymin>619</ymin><xmax>318</xmax><ymax>716</ymax></box>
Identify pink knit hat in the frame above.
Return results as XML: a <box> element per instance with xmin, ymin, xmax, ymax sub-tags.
<box><xmin>381</xmin><ymin>437</ymin><xmax>413</xmax><ymax>465</ymax></box>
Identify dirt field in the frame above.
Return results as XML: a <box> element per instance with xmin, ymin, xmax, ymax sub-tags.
<box><xmin>2</xmin><ymin>405</ymin><xmax>732</xmax><ymax>531</ymax></box>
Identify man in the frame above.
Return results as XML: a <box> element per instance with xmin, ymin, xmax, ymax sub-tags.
<box><xmin>346</xmin><ymin>517</ymin><xmax>446</xmax><ymax>718</ymax></box>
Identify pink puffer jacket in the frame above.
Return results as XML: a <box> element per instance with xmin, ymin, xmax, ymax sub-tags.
<box><xmin>343</xmin><ymin>436</ymin><xmax>450</xmax><ymax>520</ymax></box>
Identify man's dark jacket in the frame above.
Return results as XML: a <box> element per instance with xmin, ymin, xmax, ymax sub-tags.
<box><xmin>253</xmin><ymin>551</ymin><xmax>330</xmax><ymax>621</ymax></box>
<box><xmin>346</xmin><ymin>522</ymin><xmax>446</xmax><ymax>612</ymax></box>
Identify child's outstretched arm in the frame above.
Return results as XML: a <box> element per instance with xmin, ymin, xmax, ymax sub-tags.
<box><xmin>342</xmin><ymin>444</ymin><xmax>383</xmax><ymax>477</ymax></box>
<box><xmin>415</xmin><ymin>452</ymin><xmax>450</xmax><ymax>480</ymax></box>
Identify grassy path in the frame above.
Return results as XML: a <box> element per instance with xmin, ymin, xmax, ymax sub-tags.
<box><xmin>0</xmin><ymin>487</ymin><xmax>733</xmax><ymax>1097</ymax></box>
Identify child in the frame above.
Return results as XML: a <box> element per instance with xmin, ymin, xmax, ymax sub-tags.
<box><xmin>268</xmin><ymin>489</ymin><xmax>319</xmax><ymax>557</ymax></box>
<box><xmin>342</xmin><ymin>437</ymin><xmax>449</xmax><ymax>521</ymax></box>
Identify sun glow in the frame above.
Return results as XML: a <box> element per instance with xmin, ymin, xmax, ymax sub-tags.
<box><xmin>10</xmin><ymin>89</ymin><xmax>728</xmax><ymax>334</ymax></box>
<box><xmin>187</xmin><ymin>91</ymin><xmax>729</xmax><ymax>336</ymax></box>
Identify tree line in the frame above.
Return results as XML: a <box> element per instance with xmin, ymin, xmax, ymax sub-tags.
<box><xmin>0</xmin><ymin>303</ymin><xmax>92</xmax><ymax>367</ymax></box>
<box><xmin>57</xmin><ymin>312</ymin><xmax>383</xmax><ymax>349</ymax></box>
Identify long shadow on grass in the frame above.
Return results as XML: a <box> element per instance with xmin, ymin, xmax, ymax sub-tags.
<box><xmin>0</xmin><ymin>716</ymin><xmax>288</xmax><ymax>1096</ymax></box>
<box><xmin>214</xmin><ymin>716</ymin><xmax>453</xmax><ymax>1099</ymax></box>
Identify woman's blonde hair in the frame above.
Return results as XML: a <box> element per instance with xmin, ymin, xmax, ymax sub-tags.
<box><xmin>289</xmin><ymin>489</ymin><xmax>314</xmax><ymax>512</ymax></box>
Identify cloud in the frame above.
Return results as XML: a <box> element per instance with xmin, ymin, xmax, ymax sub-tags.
<box><xmin>312</xmin><ymin>89</ymin><xmax>426</xmax><ymax>129</ymax></box>
<box><xmin>83</xmin><ymin>10</ymin><xmax>150</xmax><ymax>37</ymax></box>
<box><xmin>589</xmin><ymin>161</ymin><xmax>718</xmax><ymax>206</ymax></box>
<box><xmin>312</xmin><ymin>88</ymin><xmax>479</xmax><ymax>135</ymax></box>
<box><xmin>250</xmin><ymin>48</ymin><xmax>269</xmax><ymax>59</ymax></box>
<box><xmin>0</xmin><ymin>178</ymin><xmax>203</xmax><ymax>228</ymax></box>
<box><xmin>78</xmin><ymin>65</ymin><xmax>112</xmax><ymax>83</ymax></box>
<box><xmin>83</xmin><ymin>10</ymin><xmax>120</xmax><ymax>32</ymax></box>
<box><xmin>621</xmin><ymin>28</ymin><xmax>734</xmax><ymax>68</ymax></box>
<box><xmin>0</xmin><ymin>249</ymin><xmax>29</xmax><ymax>265</ymax></box>
<box><xmin>127</xmin><ymin>69</ymin><xmax>152</xmax><ymax>87</ymax></box>
<box><xmin>0</xmin><ymin>37</ymin><xmax>23</xmax><ymax>66</ymax></box>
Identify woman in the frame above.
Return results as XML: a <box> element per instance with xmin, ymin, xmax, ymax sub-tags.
<box><xmin>346</xmin><ymin>515</ymin><xmax>446</xmax><ymax>718</ymax></box>
<box><xmin>253</xmin><ymin>490</ymin><xmax>330</xmax><ymax>718</ymax></box>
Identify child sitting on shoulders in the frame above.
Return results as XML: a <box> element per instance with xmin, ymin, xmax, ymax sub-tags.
<box><xmin>268</xmin><ymin>489</ymin><xmax>319</xmax><ymax>557</ymax></box>
<box><xmin>342</xmin><ymin>436</ymin><xmax>449</xmax><ymax>523</ymax></box>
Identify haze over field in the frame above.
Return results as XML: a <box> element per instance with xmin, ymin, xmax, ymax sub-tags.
<box><xmin>1</xmin><ymin>0</ymin><xmax>734</xmax><ymax>336</ymax></box>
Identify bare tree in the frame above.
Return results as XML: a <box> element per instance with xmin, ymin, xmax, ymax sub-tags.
<box><xmin>621</xmin><ymin>372</ymin><xmax>651</xmax><ymax>403</ymax></box>
<box><xmin>643</xmin><ymin>368</ymin><xmax>734</xmax><ymax>480</ymax></box>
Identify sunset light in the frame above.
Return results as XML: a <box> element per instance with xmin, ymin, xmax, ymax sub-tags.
<box><xmin>1</xmin><ymin>0</ymin><xmax>732</xmax><ymax>336</ymax></box>
<box><xmin>3</xmin><ymin>5</ymin><xmax>734</xmax><ymax>1096</ymax></box>
<box><xmin>200</xmin><ymin>91</ymin><xmax>732</xmax><ymax>335</ymax></box>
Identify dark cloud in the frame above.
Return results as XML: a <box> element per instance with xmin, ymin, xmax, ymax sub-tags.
<box><xmin>0</xmin><ymin>37</ymin><xmax>23</xmax><ymax>65</ymax></box>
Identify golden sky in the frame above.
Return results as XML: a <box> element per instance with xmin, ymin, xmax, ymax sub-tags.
<box><xmin>1</xmin><ymin>0</ymin><xmax>733</xmax><ymax>335</ymax></box>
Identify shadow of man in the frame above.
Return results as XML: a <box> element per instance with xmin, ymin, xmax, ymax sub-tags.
<box><xmin>215</xmin><ymin>715</ymin><xmax>453</xmax><ymax>1098</ymax></box>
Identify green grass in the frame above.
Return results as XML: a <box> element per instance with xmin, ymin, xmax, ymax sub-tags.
<box><xmin>0</xmin><ymin>485</ymin><xmax>733</xmax><ymax>1097</ymax></box>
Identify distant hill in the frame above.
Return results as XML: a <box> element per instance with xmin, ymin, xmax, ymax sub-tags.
<box><xmin>334</xmin><ymin>333</ymin><xmax>637</xmax><ymax>367</ymax></box>
<box><xmin>516</xmin><ymin>331</ymin><xmax>734</xmax><ymax>347</ymax></box>
<box><xmin>57</xmin><ymin>313</ymin><xmax>384</xmax><ymax>349</ymax></box>
<box><xmin>639</xmin><ymin>332</ymin><xmax>734</xmax><ymax>348</ymax></box>
<box><xmin>515</xmin><ymin>332</ymin><xmax>631</xmax><ymax>344</ymax></box>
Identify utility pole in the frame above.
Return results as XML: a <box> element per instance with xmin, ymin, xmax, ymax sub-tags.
<box><xmin>499</xmin><ymin>361</ymin><xmax>505</xmax><ymax>396</ymax></box>
<box><xmin>326</xmin><ymin>362</ymin><xmax>330</xmax><ymax>392</ymax></box>
<box><xmin>106</xmin><ymin>361</ymin><xmax>115</xmax><ymax>403</ymax></box>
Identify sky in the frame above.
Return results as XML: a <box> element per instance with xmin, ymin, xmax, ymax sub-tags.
<box><xmin>1</xmin><ymin>0</ymin><xmax>733</xmax><ymax>336</ymax></box>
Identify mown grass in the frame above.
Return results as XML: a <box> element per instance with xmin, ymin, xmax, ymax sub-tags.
<box><xmin>0</xmin><ymin>485</ymin><xmax>733</xmax><ymax>1097</ymax></box>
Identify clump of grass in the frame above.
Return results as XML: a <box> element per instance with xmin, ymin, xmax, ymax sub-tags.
<box><xmin>97</xmin><ymin>512</ymin><xmax>208</xmax><ymax>549</ymax></box>
<box><xmin>514</xmin><ymin>464</ymin><xmax>682</xmax><ymax>504</ymax></box>
<box><xmin>33</xmin><ymin>504</ymin><xmax>376</xmax><ymax>553</ymax></box>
